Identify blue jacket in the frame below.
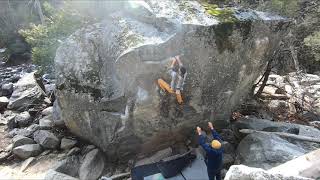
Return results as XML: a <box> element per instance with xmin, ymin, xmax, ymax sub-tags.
<box><xmin>199</xmin><ymin>129</ymin><xmax>223</xmax><ymax>172</ymax></box>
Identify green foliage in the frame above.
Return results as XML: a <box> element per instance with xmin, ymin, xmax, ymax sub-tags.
<box><xmin>202</xmin><ymin>3</ymin><xmax>237</xmax><ymax>23</ymax></box>
<box><xmin>271</xmin><ymin>0</ymin><xmax>298</xmax><ymax>16</ymax></box>
<box><xmin>19</xmin><ymin>1</ymin><xmax>92</xmax><ymax>69</ymax></box>
<box><xmin>304</xmin><ymin>31</ymin><xmax>320</xmax><ymax>62</ymax></box>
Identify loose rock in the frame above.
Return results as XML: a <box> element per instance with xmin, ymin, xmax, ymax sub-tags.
<box><xmin>0</xmin><ymin>83</ymin><xmax>13</xmax><ymax>96</ymax></box>
<box><xmin>15</xmin><ymin>111</ymin><xmax>32</xmax><ymax>127</ymax></box>
<box><xmin>79</xmin><ymin>149</ymin><xmax>105</xmax><ymax>180</ymax></box>
<box><xmin>0</xmin><ymin>96</ymin><xmax>9</xmax><ymax>110</ymax></box>
<box><xmin>33</xmin><ymin>130</ymin><xmax>60</xmax><ymax>149</ymax></box>
<box><xmin>60</xmin><ymin>138</ymin><xmax>77</xmax><ymax>150</ymax></box>
<box><xmin>235</xmin><ymin>133</ymin><xmax>306</xmax><ymax>169</ymax></box>
<box><xmin>8</xmin><ymin>72</ymin><xmax>45</xmax><ymax>111</ymax></box>
<box><xmin>12</xmin><ymin>135</ymin><xmax>35</xmax><ymax>148</ymax></box>
<box><xmin>12</xmin><ymin>144</ymin><xmax>42</xmax><ymax>159</ymax></box>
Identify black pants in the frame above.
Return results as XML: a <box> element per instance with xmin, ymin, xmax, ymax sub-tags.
<box><xmin>207</xmin><ymin>169</ymin><xmax>221</xmax><ymax>180</ymax></box>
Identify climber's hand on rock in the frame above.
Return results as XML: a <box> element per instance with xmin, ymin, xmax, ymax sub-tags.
<box><xmin>208</xmin><ymin>122</ymin><xmax>214</xmax><ymax>130</ymax></box>
<box><xmin>196</xmin><ymin>126</ymin><xmax>202</xmax><ymax>135</ymax></box>
<box><xmin>176</xmin><ymin>89</ymin><xmax>181</xmax><ymax>94</ymax></box>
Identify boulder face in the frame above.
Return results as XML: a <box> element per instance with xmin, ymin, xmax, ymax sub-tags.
<box><xmin>54</xmin><ymin>1</ymin><xmax>288</xmax><ymax>159</ymax></box>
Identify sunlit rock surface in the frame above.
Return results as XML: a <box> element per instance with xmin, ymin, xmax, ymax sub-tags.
<box><xmin>55</xmin><ymin>0</ymin><xmax>289</xmax><ymax>160</ymax></box>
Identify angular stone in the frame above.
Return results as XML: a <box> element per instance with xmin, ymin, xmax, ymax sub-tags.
<box><xmin>235</xmin><ymin>133</ymin><xmax>306</xmax><ymax>169</ymax></box>
<box><xmin>42</xmin><ymin>106</ymin><xmax>53</xmax><ymax>116</ymax></box>
<box><xmin>67</xmin><ymin>147</ymin><xmax>81</xmax><ymax>156</ymax></box>
<box><xmin>13</xmin><ymin>144</ymin><xmax>42</xmax><ymax>159</ymax></box>
<box><xmin>1</xmin><ymin>83</ymin><xmax>13</xmax><ymax>96</ymax></box>
<box><xmin>0</xmin><ymin>96</ymin><xmax>9</xmax><ymax>110</ymax></box>
<box><xmin>8</xmin><ymin>72</ymin><xmax>45</xmax><ymax>111</ymax></box>
<box><xmin>79</xmin><ymin>149</ymin><xmax>105</xmax><ymax>180</ymax></box>
<box><xmin>60</xmin><ymin>138</ymin><xmax>77</xmax><ymax>150</ymax></box>
<box><xmin>33</xmin><ymin>130</ymin><xmax>60</xmax><ymax>149</ymax></box>
<box><xmin>39</xmin><ymin>116</ymin><xmax>54</xmax><ymax>129</ymax></box>
<box><xmin>45</xmin><ymin>169</ymin><xmax>79</xmax><ymax>180</ymax></box>
<box><xmin>8</xmin><ymin>128</ymin><xmax>33</xmax><ymax>138</ymax></box>
<box><xmin>15</xmin><ymin>111</ymin><xmax>32</xmax><ymax>127</ymax></box>
<box><xmin>53</xmin><ymin>155</ymin><xmax>80</xmax><ymax>177</ymax></box>
<box><xmin>12</xmin><ymin>135</ymin><xmax>35</xmax><ymax>148</ymax></box>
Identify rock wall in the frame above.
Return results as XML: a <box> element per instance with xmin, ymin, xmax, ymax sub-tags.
<box><xmin>54</xmin><ymin>1</ymin><xmax>288</xmax><ymax>160</ymax></box>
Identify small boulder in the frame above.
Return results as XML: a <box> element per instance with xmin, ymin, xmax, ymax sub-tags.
<box><xmin>39</xmin><ymin>116</ymin><xmax>54</xmax><ymax>130</ymax></box>
<box><xmin>60</xmin><ymin>138</ymin><xmax>77</xmax><ymax>150</ymax></box>
<box><xmin>42</xmin><ymin>106</ymin><xmax>53</xmax><ymax>116</ymax></box>
<box><xmin>235</xmin><ymin>133</ymin><xmax>306</xmax><ymax>169</ymax></box>
<box><xmin>0</xmin><ymin>96</ymin><xmax>9</xmax><ymax>110</ymax></box>
<box><xmin>8</xmin><ymin>128</ymin><xmax>33</xmax><ymax>138</ymax></box>
<box><xmin>12</xmin><ymin>135</ymin><xmax>35</xmax><ymax>148</ymax></box>
<box><xmin>79</xmin><ymin>149</ymin><xmax>105</xmax><ymax>180</ymax></box>
<box><xmin>8</xmin><ymin>72</ymin><xmax>45</xmax><ymax>111</ymax></box>
<box><xmin>1</xmin><ymin>83</ymin><xmax>13</xmax><ymax>96</ymax></box>
<box><xmin>27</xmin><ymin>124</ymin><xmax>40</xmax><ymax>133</ymax></box>
<box><xmin>54</xmin><ymin>155</ymin><xmax>80</xmax><ymax>177</ymax></box>
<box><xmin>15</xmin><ymin>111</ymin><xmax>32</xmax><ymax>127</ymax></box>
<box><xmin>45</xmin><ymin>169</ymin><xmax>79</xmax><ymax>180</ymax></box>
<box><xmin>12</xmin><ymin>144</ymin><xmax>42</xmax><ymax>159</ymax></box>
<box><xmin>33</xmin><ymin>130</ymin><xmax>60</xmax><ymax>149</ymax></box>
<box><xmin>7</xmin><ymin>115</ymin><xmax>18</xmax><ymax>129</ymax></box>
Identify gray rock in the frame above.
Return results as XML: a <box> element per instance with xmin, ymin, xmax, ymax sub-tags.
<box><xmin>53</xmin><ymin>155</ymin><xmax>80</xmax><ymax>177</ymax></box>
<box><xmin>45</xmin><ymin>169</ymin><xmax>79</xmax><ymax>180</ymax></box>
<box><xmin>235</xmin><ymin>133</ymin><xmax>306</xmax><ymax>169</ymax></box>
<box><xmin>135</xmin><ymin>147</ymin><xmax>173</xmax><ymax>166</ymax></box>
<box><xmin>33</xmin><ymin>130</ymin><xmax>60</xmax><ymax>149</ymax></box>
<box><xmin>60</xmin><ymin>138</ymin><xmax>77</xmax><ymax>150</ymax></box>
<box><xmin>221</xmin><ymin>141</ymin><xmax>235</xmax><ymax>155</ymax></box>
<box><xmin>8</xmin><ymin>128</ymin><xmax>33</xmax><ymax>138</ymax></box>
<box><xmin>39</xmin><ymin>116</ymin><xmax>54</xmax><ymax>129</ymax></box>
<box><xmin>27</xmin><ymin>124</ymin><xmax>40</xmax><ymax>133</ymax></box>
<box><xmin>223</xmin><ymin>154</ymin><xmax>235</xmax><ymax>168</ymax></box>
<box><xmin>79</xmin><ymin>149</ymin><xmax>105</xmax><ymax>180</ymax></box>
<box><xmin>67</xmin><ymin>147</ymin><xmax>81</xmax><ymax>156</ymax></box>
<box><xmin>42</xmin><ymin>106</ymin><xmax>53</xmax><ymax>116</ymax></box>
<box><xmin>81</xmin><ymin>145</ymin><xmax>96</xmax><ymax>155</ymax></box>
<box><xmin>20</xmin><ymin>157</ymin><xmax>36</xmax><ymax>172</ymax></box>
<box><xmin>15</xmin><ymin>111</ymin><xmax>32</xmax><ymax>127</ymax></box>
<box><xmin>233</xmin><ymin>117</ymin><xmax>320</xmax><ymax>139</ymax></box>
<box><xmin>225</xmin><ymin>165</ymin><xmax>312</xmax><ymax>180</ymax></box>
<box><xmin>54</xmin><ymin>1</ymin><xmax>288</xmax><ymax>159</ymax></box>
<box><xmin>1</xmin><ymin>83</ymin><xmax>13</xmax><ymax>96</ymax></box>
<box><xmin>6</xmin><ymin>115</ymin><xmax>17</xmax><ymax>129</ymax></box>
<box><xmin>0</xmin><ymin>96</ymin><xmax>9</xmax><ymax>110</ymax></box>
<box><xmin>12</xmin><ymin>144</ymin><xmax>42</xmax><ymax>159</ymax></box>
<box><xmin>8</xmin><ymin>72</ymin><xmax>45</xmax><ymax>111</ymax></box>
<box><xmin>52</xmin><ymin>100</ymin><xmax>64</xmax><ymax>126</ymax></box>
<box><xmin>12</xmin><ymin>135</ymin><xmax>35</xmax><ymax>148</ymax></box>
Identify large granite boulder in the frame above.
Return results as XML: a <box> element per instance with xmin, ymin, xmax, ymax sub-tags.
<box><xmin>54</xmin><ymin>1</ymin><xmax>289</xmax><ymax>159</ymax></box>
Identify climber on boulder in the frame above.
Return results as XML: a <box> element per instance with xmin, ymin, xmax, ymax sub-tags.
<box><xmin>196</xmin><ymin>122</ymin><xmax>223</xmax><ymax>180</ymax></box>
<box><xmin>157</xmin><ymin>55</ymin><xmax>187</xmax><ymax>104</ymax></box>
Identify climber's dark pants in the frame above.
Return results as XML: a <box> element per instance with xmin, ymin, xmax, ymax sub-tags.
<box><xmin>207</xmin><ymin>169</ymin><xmax>221</xmax><ymax>180</ymax></box>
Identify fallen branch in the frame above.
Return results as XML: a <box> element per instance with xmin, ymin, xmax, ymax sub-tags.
<box><xmin>109</xmin><ymin>172</ymin><xmax>130</xmax><ymax>180</ymax></box>
<box><xmin>239</xmin><ymin>129</ymin><xmax>320</xmax><ymax>143</ymax></box>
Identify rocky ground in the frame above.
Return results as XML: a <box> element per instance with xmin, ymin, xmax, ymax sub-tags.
<box><xmin>0</xmin><ymin>63</ymin><xmax>319</xmax><ymax>180</ymax></box>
